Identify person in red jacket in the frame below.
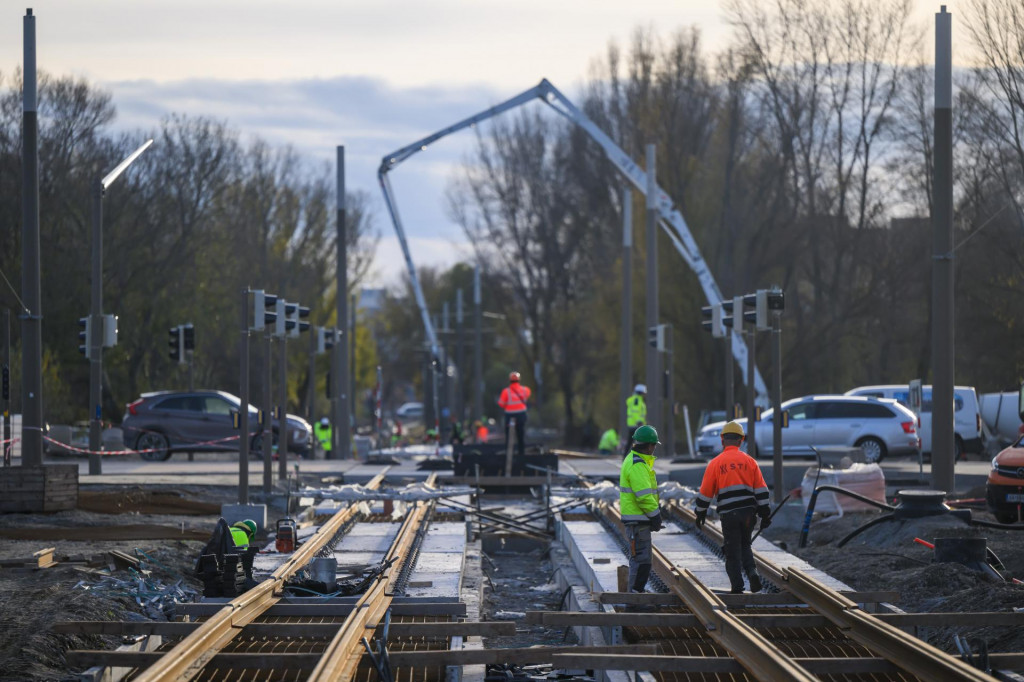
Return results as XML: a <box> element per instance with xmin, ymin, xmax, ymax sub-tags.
<box><xmin>498</xmin><ymin>371</ymin><xmax>531</xmax><ymax>458</ymax></box>
<box><xmin>694</xmin><ymin>420</ymin><xmax>771</xmax><ymax>594</ymax></box>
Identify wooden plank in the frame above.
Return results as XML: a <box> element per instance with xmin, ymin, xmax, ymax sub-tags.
<box><xmin>377</xmin><ymin>644</ymin><xmax>659</xmax><ymax>666</ymax></box>
<box><xmin>54</xmin><ymin>620</ymin><xmax>517</xmax><ymax>638</ymax></box>
<box><xmin>549</xmin><ymin>654</ymin><xmax>899</xmax><ymax>675</ymax></box>
<box><xmin>175</xmin><ymin>602</ymin><xmax>467</xmax><ymax>617</ymax></box>
<box><xmin>594</xmin><ymin>590</ymin><xmax>901</xmax><ymax>607</ymax></box>
<box><xmin>526</xmin><ymin>611</ymin><xmax>839</xmax><ymax>629</ymax></box>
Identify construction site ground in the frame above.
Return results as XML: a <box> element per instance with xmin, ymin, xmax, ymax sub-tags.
<box><xmin>1</xmin><ymin>453</ymin><xmax>1021</xmax><ymax>680</ymax></box>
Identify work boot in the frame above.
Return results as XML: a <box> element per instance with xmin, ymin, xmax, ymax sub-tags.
<box><xmin>729</xmin><ymin>588</ymin><xmax>744</xmax><ymax>594</ymax></box>
<box><xmin>748</xmin><ymin>573</ymin><xmax>763</xmax><ymax>593</ymax></box>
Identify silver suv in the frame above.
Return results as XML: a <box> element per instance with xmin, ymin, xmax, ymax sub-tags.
<box><xmin>755</xmin><ymin>395</ymin><xmax>919</xmax><ymax>463</ymax></box>
<box><xmin>121</xmin><ymin>390</ymin><xmax>311</xmax><ymax>461</ymax></box>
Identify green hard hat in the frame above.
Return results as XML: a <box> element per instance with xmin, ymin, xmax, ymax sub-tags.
<box><xmin>233</xmin><ymin>519</ymin><xmax>257</xmax><ymax>538</ymax></box>
<box><xmin>633</xmin><ymin>425</ymin><xmax>661</xmax><ymax>445</ymax></box>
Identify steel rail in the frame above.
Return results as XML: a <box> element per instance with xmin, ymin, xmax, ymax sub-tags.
<box><xmin>134</xmin><ymin>471</ymin><xmax>388</xmax><ymax>682</ymax></box>
<box><xmin>595</xmin><ymin>501</ymin><xmax>817</xmax><ymax>682</ymax></box>
<box><xmin>666</xmin><ymin>500</ymin><xmax>993</xmax><ymax>681</ymax></box>
<box><xmin>307</xmin><ymin>473</ymin><xmax>438</xmax><ymax>682</ymax></box>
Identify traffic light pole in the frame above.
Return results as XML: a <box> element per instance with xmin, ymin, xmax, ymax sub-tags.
<box><xmin>278</xmin><ymin>335</ymin><xmax>290</xmax><ymax>480</ymax></box>
<box><xmin>238</xmin><ymin>290</ymin><xmax>250</xmax><ymax>505</ymax></box>
<box><xmin>3</xmin><ymin>310</ymin><xmax>10</xmax><ymax>467</ymax></box>
<box><xmin>644</xmin><ymin>144</ymin><xmax>661</xmax><ymax>433</ymax></box>
<box><xmin>456</xmin><ymin>288</ymin><xmax>464</xmax><ymax>424</ymax></box>
<box><xmin>725</xmin><ymin>339</ymin><xmax>735</xmax><ymax>419</ymax></box>
<box><xmin>307</xmin><ymin>325</ymin><xmax>317</xmax><ymax>424</ymax></box>
<box><xmin>619</xmin><ymin>188</ymin><xmax>632</xmax><ymax>450</ymax></box>
<box><xmin>664</xmin><ymin>324</ymin><xmax>674</xmax><ymax>456</ymax></box>
<box><xmin>89</xmin><ymin>179</ymin><xmax>104</xmax><ymax>475</ymax></box>
<box><xmin>262</xmin><ymin>331</ymin><xmax>273</xmax><ymax>494</ymax></box>
<box><xmin>771</xmin><ymin>310</ymin><xmax>783</xmax><ymax>503</ymax></box>
<box><xmin>473</xmin><ymin>266</ymin><xmax>483</xmax><ymax>423</ymax></box>
<box><xmin>335</xmin><ymin>145</ymin><xmax>351</xmax><ymax>459</ymax></box>
<box><xmin>746</xmin><ymin>329</ymin><xmax>756</xmax><ymax>457</ymax></box>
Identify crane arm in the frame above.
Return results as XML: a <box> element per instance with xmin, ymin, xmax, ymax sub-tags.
<box><xmin>378</xmin><ymin>79</ymin><xmax>767</xmax><ymax>401</ymax></box>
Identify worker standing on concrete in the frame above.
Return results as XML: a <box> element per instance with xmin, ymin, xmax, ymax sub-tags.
<box><xmin>626</xmin><ymin>384</ymin><xmax>647</xmax><ymax>446</ymax></box>
<box><xmin>694</xmin><ymin>421</ymin><xmax>770</xmax><ymax>594</ymax></box>
<box><xmin>619</xmin><ymin>425</ymin><xmax>663</xmax><ymax>592</ymax></box>
<box><xmin>314</xmin><ymin>417</ymin><xmax>332</xmax><ymax>458</ymax></box>
<box><xmin>598</xmin><ymin>427</ymin><xmax>619</xmax><ymax>454</ymax></box>
<box><xmin>498</xmin><ymin>371</ymin><xmax>531</xmax><ymax>458</ymax></box>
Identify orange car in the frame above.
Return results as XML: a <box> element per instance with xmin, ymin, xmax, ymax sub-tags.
<box><xmin>987</xmin><ymin>437</ymin><xmax>1024</xmax><ymax>524</ymax></box>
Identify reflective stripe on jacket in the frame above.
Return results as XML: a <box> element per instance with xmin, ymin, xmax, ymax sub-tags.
<box><xmin>620</xmin><ymin>450</ymin><xmax>660</xmax><ymax>522</ymax></box>
<box><xmin>695</xmin><ymin>445</ymin><xmax>770</xmax><ymax>515</ymax></box>
<box><xmin>498</xmin><ymin>384</ymin><xmax>531</xmax><ymax>413</ymax></box>
<box><xmin>626</xmin><ymin>395</ymin><xmax>647</xmax><ymax>427</ymax></box>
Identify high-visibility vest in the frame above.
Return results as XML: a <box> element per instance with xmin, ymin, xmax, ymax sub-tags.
<box><xmin>314</xmin><ymin>423</ymin><xmax>332</xmax><ymax>451</ymax></box>
<box><xmin>626</xmin><ymin>395</ymin><xmax>647</xmax><ymax>427</ymax></box>
<box><xmin>619</xmin><ymin>450</ymin><xmax>660</xmax><ymax>522</ymax></box>
<box><xmin>598</xmin><ymin>429</ymin><xmax>618</xmax><ymax>452</ymax></box>
<box><xmin>498</xmin><ymin>384</ymin><xmax>531</xmax><ymax>413</ymax></box>
<box><xmin>229</xmin><ymin>527</ymin><xmax>249</xmax><ymax>549</ymax></box>
<box><xmin>695</xmin><ymin>445</ymin><xmax>770</xmax><ymax>516</ymax></box>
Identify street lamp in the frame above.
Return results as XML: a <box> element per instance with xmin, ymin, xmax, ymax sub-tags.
<box><xmin>89</xmin><ymin>139</ymin><xmax>153</xmax><ymax>475</ymax></box>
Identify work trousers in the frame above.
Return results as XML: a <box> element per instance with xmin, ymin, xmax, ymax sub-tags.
<box><xmin>504</xmin><ymin>411</ymin><xmax>527</xmax><ymax>458</ymax></box>
<box><xmin>625</xmin><ymin>523</ymin><xmax>653</xmax><ymax>592</ymax></box>
<box><xmin>720</xmin><ymin>507</ymin><xmax>759</xmax><ymax>592</ymax></box>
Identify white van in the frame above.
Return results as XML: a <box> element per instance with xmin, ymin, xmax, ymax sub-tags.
<box><xmin>844</xmin><ymin>385</ymin><xmax>983</xmax><ymax>458</ymax></box>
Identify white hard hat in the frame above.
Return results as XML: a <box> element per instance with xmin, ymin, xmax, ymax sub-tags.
<box><xmin>634</xmin><ymin>384</ymin><xmax>647</xmax><ymax>394</ymax></box>
<box><xmin>320</xmin><ymin>417</ymin><xmax>329</xmax><ymax>426</ymax></box>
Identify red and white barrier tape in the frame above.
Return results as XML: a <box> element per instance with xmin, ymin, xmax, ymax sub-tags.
<box><xmin>42</xmin><ymin>433</ymin><xmax>241</xmax><ymax>456</ymax></box>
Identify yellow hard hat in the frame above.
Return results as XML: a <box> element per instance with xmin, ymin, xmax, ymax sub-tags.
<box><xmin>721</xmin><ymin>421</ymin><xmax>745</xmax><ymax>437</ymax></box>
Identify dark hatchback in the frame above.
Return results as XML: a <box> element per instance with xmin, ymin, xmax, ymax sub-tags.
<box><xmin>121</xmin><ymin>390</ymin><xmax>312</xmax><ymax>461</ymax></box>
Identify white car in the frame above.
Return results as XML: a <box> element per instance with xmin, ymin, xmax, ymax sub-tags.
<box><xmin>844</xmin><ymin>385</ymin><xmax>983</xmax><ymax>459</ymax></box>
<box><xmin>395</xmin><ymin>402</ymin><xmax>425</xmax><ymax>421</ymax></box>
<box><xmin>696</xmin><ymin>418</ymin><xmax>749</xmax><ymax>458</ymax></box>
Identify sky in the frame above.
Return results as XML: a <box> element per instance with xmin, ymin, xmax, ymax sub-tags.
<box><xmin>0</xmin><ymin>1</ymin><xmax>967</xmax><ymax>286</ymax></box>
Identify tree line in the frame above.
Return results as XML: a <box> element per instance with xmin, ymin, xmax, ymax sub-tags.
<box><xmin>0</xmin><ymin>70</ymin><xmax>378</xmax><ymax>425</ymax></box>
<box><xmin>378</xmin><ymin>0</ymin><xmax>1024</xmax><ymax>444</ymax></box>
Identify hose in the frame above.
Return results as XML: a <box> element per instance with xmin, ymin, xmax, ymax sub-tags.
<box><xmin>799</xmin><ymin>485</ymin><xmax>897</xmax><ymax>548</ymax></box>
<box><xmin>836</xmin><ymin>513</ymin><xmax>896</xmax><ymax>547</ymax></box>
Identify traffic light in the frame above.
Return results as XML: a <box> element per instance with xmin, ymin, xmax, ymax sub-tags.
<box><xmin>648</xmin><ymin>325</ymin><xmax>664</xmax><ymax>350</ymax></box>
<box><xmin>741</xmin><ymin>293</ymin><xmax>759</xmax><ymax>327</ymax></box>
<box><xmin>251</xmin><ymin>290</ymin><xmax>278</xmax><ymax>332</ymax></box>
<box><xmin>275</xmin><ymin>300</ymin><xmax>297</xmax><ymax>337</ymax></box>
<box><xmin>78</xmin><ymin>316</ymin><xmax>91</xmax><ymax>359</ymax></box>
<box><xmin>289</xmin><ymin>305</ymin><xmax>310</xmax><ymax>338</ymax></box>
<box><xmin>183</xmin><ymin>323</ymin><xmax>195</xmax><ymax>351</ymax></box>
<box><xmin>169</xmin><ymin>325</ymin><xmax>183</xmax><ymax>364</ymax></box>
<box><xmin>2</xmin><ymin>364</ymin><xmax>9</xmax><ymax>401</ymax></box>
<box><xmin>317</xmin><ymin>327</ymin><xmax>336</xmax><ymax>354</ymax></box>
<box><xmin>700</xmin><ymin>304</ymin><xmax>725</xmax><ymax>338</ymax></box>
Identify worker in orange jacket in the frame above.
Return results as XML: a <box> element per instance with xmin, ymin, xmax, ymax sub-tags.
<box><xmin>694</xmin><ymin>421</ymin><xmax>771</xmax><ymax>594</ymax></box>
<box><xmin>498</xmin><ymin>371</ymin><xmax>531</xmax><ymax>458</ymax></box>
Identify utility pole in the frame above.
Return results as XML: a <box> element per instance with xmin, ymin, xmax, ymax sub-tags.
<box><xmin>456</xmin><ymin>289</ymin><xmax>465</xmax><ymax>424</ymax></box>
<box><xmin>771</xmin><ymin>309</ymin><xmax>783</xmax><ymax>503</ymax></box>
<box><xmin>89</xmin><ymin>178</ymin><xmax>103</xmax><ymax>476</ymax></box>
<box><xmin>644</xmin><ymin>144</ymin><xmax>660</xmax><ymax>433</ymax></box>
<box><xmin>278</xmin><ymin>321</ymin><xmax>289</xmax><ymax>480</ymax></box>
<box><xmin>307</xmin><ymin>325</ymin><xmax>317</xmax><ymax>423</ymax></box>
<box><xmin>21</xmin><ymin>9</ymin><xmax>42</xmax><ymax>467</ymax></box>
<box><xmin>262</xmin><ymin>330</ymin><xmax>273</xmax><ymax>493</ymax></box>
<box><xmin>619</xmin><ymin>188</ymin><xmax>632</xmax><ymax>448</ymax></box>
<box><xmin>725</xmin><ymin>341</ymin><xmax>735</xmax><ymax>419</ymax></box>
<box><xmin>350</xmin><ymin>293</ymin><xmax>357</xmax><ymax>431</ymax></box>
<box><xmin>746</xmin><ymin>329</ymin><xmax>757</xmax><ymax>457</ymax></box>
<box><xmin>932</xmin><ymin>6</ymin><xmax>955</xmax><ymax>494</ymax></box>
<box><xmin>664</xmin><ymin>324</ymin><xmax>674</xmax><ymax>456</ymax></box>
<box><xmin>238</xmin><ymin>290</ymin><xmax>250</xmax><ymax>504</ymax></box>
<box><xmin>473</xmin><ymin>265</ymin><xmax>483</xmax><ymax>422</ymax></box>
<box><xmin>3</xmin><ymin>310</ymin><xmax>10</xmax><ymax>467</ymax></box>
<box><xmin>335</xmin><ymin>146</ymin><xmax>351</xmax><ymax>459</ymax></box>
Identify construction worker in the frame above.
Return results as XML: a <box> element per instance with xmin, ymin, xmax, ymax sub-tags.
<box><xmin>498</xmin><ymin>371</ymin><xmax>531</xmax><ymax>458</ymax></box>
<box><xmin>619</xmin><ymin>425</ymin><xmax>663</xmax><ymax>593</ymax></box>
<box><xmin>474</xmin><ymin>419</ymin><xmax>489</xmax><ymax>443</ymax></box>
<box><xmin>598</xmin><ymin>427</ymin><xmax>618</xmax><ymax>454</ymax></box>
<box><xmin>229</xmin><ymin>519</ymin><xmax>257</xmax><ymax>550</ymax></box>
<box><xmin>314</xmin><ymin>417</ymin><xmax>332</xmax><ymax>457</ymax></box>
<box><xmin>694</xmin><ymin>421</ymin><xmax>770</xmax><ymax>594</ymax></box>
<box><xmin>626</xmin><ymin>384</ymin><xmax>647</xmax><ymax>447</ymax></box>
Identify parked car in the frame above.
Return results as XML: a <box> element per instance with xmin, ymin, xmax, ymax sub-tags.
<box><xmin>844</xmin><ymin>384</ymin><xmax>983</xmax><ymax>459</ymax></box>
<box><xmin>754</xmin><ymin>395</ymin><xmax>919</xmax><ymax>463</ymax></box>
<box><xmin>987</xmin><ymin>439</ymin><xmax>1024</xmax><ymax>524</ymax></box>
<box><xmin>395</xmin><ymin>401</ymin><xmax>425</xmax><ymax>421</ymax></box>
<box><xmin>696</xmin><ymin>418</ymin><xmax>749</xmax><ymax>457</ymax></box>
<box><xmin>121</xmin><ymin>390</ymin><xmax>311</xmax><ymax>462</ymax></box>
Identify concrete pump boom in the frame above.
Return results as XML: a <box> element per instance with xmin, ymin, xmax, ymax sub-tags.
<box><xmin>378</xmin><ymin>78</ymin><xmax>768</xmax><ymax>401</ymax></box>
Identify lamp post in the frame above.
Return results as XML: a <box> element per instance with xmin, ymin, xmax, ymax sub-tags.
<box><xmin>89</xmin><ymin>139</ymin><xmax>153</xmax><ymax>475</ymax></box>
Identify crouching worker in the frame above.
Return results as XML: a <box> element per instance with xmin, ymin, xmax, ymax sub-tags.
<box><xmin>694</xmin><ymin>421</ymin><xmax>770</xmax><ymax>594</ymax></box>
<box><xmin>619</xmin><ymin>425</ymin><xmax>663</xmax><ymax>593</ymax></box>
<box><xmin>195</xmin><ymin>518</ymin><xmax>259</xmax><ymax>597</ymax></box>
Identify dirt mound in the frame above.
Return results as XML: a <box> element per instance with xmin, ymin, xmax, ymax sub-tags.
<box><xmin>0</xmin><ymin>524</ymin><xmax>210</xmax><ymax>541</ymax></box>
<box><xmin>77</xmin><ymin>489</ymin><xmax>220</xmax><ymax>516</ymax></box>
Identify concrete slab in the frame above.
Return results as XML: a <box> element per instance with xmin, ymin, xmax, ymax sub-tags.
<box><xmin>403</xmin><ymin>522</ymin><xmax>466</xmax><ymax>599</ymax></box>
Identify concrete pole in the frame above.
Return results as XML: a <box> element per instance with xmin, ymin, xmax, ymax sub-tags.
<box><xmin>664</xmin><ymin>324</ymin><xmax>675</xmax><ymax>456</ymax></box>
<box><xmin>725</xmin><ymin>340</ymin><xmax>735</xmax><ymax>419</ymax></box>
<box><xmin>89</xmin><ymin>180</ymin><xmax>103</xmax><ymax>475</ymax></box>
<box><xmin>350</xmin><ymin>293</ymin><xmax>357</xmax><ymax>429</ymax></box>
<box><xmin>278</xmin><ymin>332</ymin><xmax>289</xmax><ymax>480</ymax></box>
<box><xmin>3</xmin><ymin>310</ymin><xmax>10</xmax><ymax>467</ymax></box>
<box><xmin>931</xmin><ymin>6</ymin><xmax>955</xmax><ymax>494</ymax></box>
<box><xmin>771</xmin><ymin>311</ymin><xmax>783</xmax><ymax>504</ymax></box>
<box><xmin>335</xmin><ymin>146</ymin><xmax>350</xmax><ymax>458</ymax></box>
<box><xmin>473</xmin><ymin>266</ymin><xmax>483</xmax><ymax>422</ymax></box>
<box><xmin>456</xmin><ymin>289</ymin><xmax>464</xmax><ymax>423</ymax></box>
<box><xmin>239</xmin><ymin>290</ymin><xmax>250</xmax><ymax>504</ymax></box>
<box><xmin>644</xmin><ymin>144</ymin><xmax>660</xmax><ymax>433</ymax></box>
<box><xmin>746</xmin><ymin>330</ymin><xmax>757</xmax><ymax>457</ymax></box>
<box><xmin>619</xmin><ymin>188</ymin><xmax>632</xmax><ymax>447</ymax></box>
<box><xmin>262</xmin><ymin>331</ymin><xmax>273</xmax><ymax>493</ymax></box>
<box><xmin>21</xmin><ymin>9</ymin><xmax>42</xmax><ymax>467</ymax></box>
<box><xmin>307</xmin><ymin>325</ymin><xmax>316</xmax><ymax>423</ymax></box>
